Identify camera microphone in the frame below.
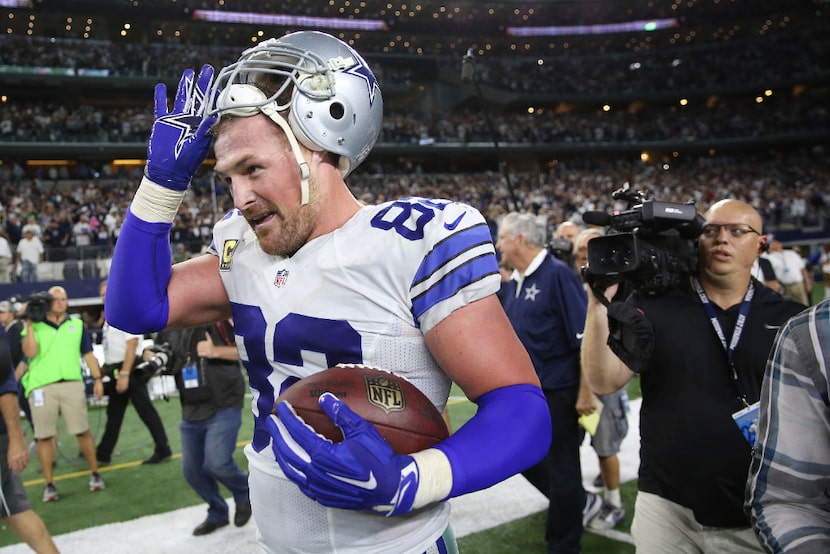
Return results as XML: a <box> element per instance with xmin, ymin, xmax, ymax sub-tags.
<box><xmin>461</xmin><ymin>48</ymin><xmax>475</xmax><ymax>82</ymax></box>
<box><xmin>582</xmin><ymin>211</ymin><xmax>612</xmax><ymax>227</ymax></box>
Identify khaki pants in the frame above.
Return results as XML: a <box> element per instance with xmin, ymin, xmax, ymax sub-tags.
<box><xmin>782</xmin><ymin>281</ymin><xmax>809</xmax><ymax>305</ymax></box>
<box><xmin>631</xmin><ymin>491</ymin><xmax>762</xmax><ymax>553</ymax></box>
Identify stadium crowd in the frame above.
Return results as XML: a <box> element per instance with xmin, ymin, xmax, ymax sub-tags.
<box><xmin>2</xmin><ymin>93</ymin><xmax>827</xmax><ymax>146</ymax></box>
<box><xmin>0</xmin><ymin>149</ymin><xmax>827</xmax><ymax>277</ymax></box>
<box><xmin>2</xmin><ymin>24</ymin><xmax>825</xmax><ymax>94</ymax></box>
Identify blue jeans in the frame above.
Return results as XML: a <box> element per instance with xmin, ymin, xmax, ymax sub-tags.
<box><xmin>180</xmin><ymin>407</ymin><xmax>249</xmax><ymax>523</ymax></box>
<box><xmin>19</xmin><ymin>260</ymin><xmax>37</xmax><ymax>283</ymax></box>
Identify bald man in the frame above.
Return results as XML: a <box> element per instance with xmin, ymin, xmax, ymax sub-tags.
<box><xmin>581</xmin><ymin>200</ymin><xmax>805</xmax><ymax>553</ymax></box>
<box><xmin>555</xmin><ymin>221</ymin><xmax>581</xmax><ymax>246</ymax></box>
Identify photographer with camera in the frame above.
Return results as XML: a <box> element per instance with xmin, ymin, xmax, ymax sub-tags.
<box><xmin>581</xmin><ymin>199</ymin><xmax>805</xmax><ymax>552</ymax></box>
<box><xmin>20</xmin><ymin>286</ymin><xmax>106</xmax><ymax>502</ymax></box>
<box><xmin>95</xmin><ymin>279</ymin><xmax>172</xmax><ymax>466</ymax></box>
<box><xmin>143</xmin><ymin>319</ymin><xmax>250</xmax><ymax>537</ymax></box>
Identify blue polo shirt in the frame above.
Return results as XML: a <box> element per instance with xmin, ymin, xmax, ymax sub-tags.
<box><xmin>500</xmin><ymin>250</ymin><xmax>587</xmax><ymax>390</ymax></box>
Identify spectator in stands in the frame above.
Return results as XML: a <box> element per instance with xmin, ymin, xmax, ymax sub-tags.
<box><xmin>0</xmin><ymin>231</ymin><xmax>12</xmax><ymax>283</ymax></box>
<box><xmin>766</xmin><ymin>239</ymin><xmax>811</xmax><ymax>305</ymax></box>
<box><xmin>147</xmin><ymin>321</ymin><xmax>251</xmax><ymax>536</ymax></box>
<box><xmin>20</xmin><ymin>286</ymin><xmax>106</xmax><ymax>502</ymax></box>
<box><xmin>746</xmin><ymin>298</ymin><xmax>830</xmax><ymax>552</ymax></box>
<box><xmin>72</xmin><ymin>213</ymin><xmax>93</xmax><ymax>256</ymax></box>
<box><xmin>96</xmin><ymin>279</ymin><xmax>172</xmax><ymax>466</ymax></box>
<box><xmin>20</xmin><ymin>215</ymin><xmax>42</xmax><ymax>240</ymax></box>
<box><xmin>582</xmin><ymin>199</ymin><xmax>806</xmax><ymax>552</ymax></box>
<box><xmin>171</xmin><ymin>243</ymin><xmax>190</xmax><ymax>265</ymax></box>
<box><xmin>16</xmin><ymin>229</ymin><xmax>43</xmax><ymax>283</ymax></box>
<box><xmin>0</xmin><ymin>325</ymin><xmax>59</xmax><ymax>553</ymax></box>
<box><xmin>43</xmin><ymin>217</ymin><xmax>69</xmax><ymax>262</ymax></box>
<box><xmin>496</xmin><ymin>212</ymin><xmax>600</xmax><ymax>551</ymax></box>
<box><xmin>5</xmin><ymin>213</ymin><xmax>22</xmax><ymax>247</ymax></box>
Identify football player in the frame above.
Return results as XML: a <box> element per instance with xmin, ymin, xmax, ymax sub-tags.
<box><xmin>105</xmin><ymin>31</ymin><xmax>550</xmax><ymax>553</ymax></box>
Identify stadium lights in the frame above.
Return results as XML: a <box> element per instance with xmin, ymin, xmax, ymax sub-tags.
<box><xmin>507</xmin><ymin>18</ymin><xmax>678</xmax><ymax>37</ymax></box>
<box><xmin>192</xmin><ymin>10</ymin><xmax>389</xmax><ymax>31</ymax></box>
<box><xmin>0</xmin><ymin>0</ymin><xmax>31</xmax><ymax>7</ymax></box>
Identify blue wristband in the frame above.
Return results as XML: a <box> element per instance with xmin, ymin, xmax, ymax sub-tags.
<box><xmin>105</xmin><ymin>209</ymin><xmax>173</xmax><ymax>334</ymax></box>
<box><xmin>434</xmin><ymin>383</ymin><xmax>551</xmax><ymax>498</ymax></box>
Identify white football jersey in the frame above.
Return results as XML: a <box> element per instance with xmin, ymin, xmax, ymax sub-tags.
<box><xmin>209</xmin><ymin>197</ymin><xmax>500</xmax><ymax>553</ymax></box>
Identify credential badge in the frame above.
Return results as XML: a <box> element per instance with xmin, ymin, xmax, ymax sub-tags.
<box><xmin>365</xmin><ymin>376</ymin><xmax>405</xmax><ymax>414</ymax></box>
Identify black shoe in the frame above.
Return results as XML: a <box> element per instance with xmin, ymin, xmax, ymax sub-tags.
<box><xmin>192</xmin><ymin>519</ymin><xmax>229</xmax><ymax>536</ymax></box>
<box><xmin>593</xmin><ymin>474</ymin><xmax>604</xmax><ymax>488</ymax></box>
<box><xmin>234</xmin><ymin>501</ymin><xmax>252</xmax><ymax>527</ymax></box>
<box><xmin>97</xmin><ymin>456</ymin><xmax>111</xmax><ymax>466</ymax></box>
<box><xmin>142</xmin><ymin>449</ymin><xmax>172</xmax><ymax>465</ymax></box>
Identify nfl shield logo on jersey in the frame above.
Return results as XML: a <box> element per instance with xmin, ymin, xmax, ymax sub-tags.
<box><xmin>274</xmin><ymin>269</ymin><xmax>289</xmax><ymax>288</ymax></box>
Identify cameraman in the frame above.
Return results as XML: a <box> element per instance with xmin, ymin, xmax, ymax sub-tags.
<box><xmin>20</xmin><ymin>286</ymin><xmax>106</xmax><ymax>502</ymax></box>
<box><xmin>581</xmin><ymin>199</ymin><xmax>805</xmax><ymax>552</ymax></box>
<box><xmin>145</xmin><ymin>319</ymin><xmax>250</xmax><ymax>536</ymax></box>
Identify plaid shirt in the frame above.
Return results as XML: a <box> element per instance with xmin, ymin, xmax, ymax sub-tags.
<box><xmin>746</xmin><ymin>299</ymin><xmax>830</xmax><ymax>553</ymax></box>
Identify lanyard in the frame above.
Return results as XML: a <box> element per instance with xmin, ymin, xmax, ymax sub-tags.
<box><xmin>692</xmin><ymin>277</ymin><xmax>754</xmax><ymax>407</ymax></box>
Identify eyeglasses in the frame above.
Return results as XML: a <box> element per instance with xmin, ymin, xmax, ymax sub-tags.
<box><xmin>700</xmin><ymin>223</ymin><xmax>761</xmax><ymax>239</ymax></box>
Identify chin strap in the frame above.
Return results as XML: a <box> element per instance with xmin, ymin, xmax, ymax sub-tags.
<box><xmin>259</xmin><ymin>102</ymin><xmax>311</xmax><ymax>205</ymax></box>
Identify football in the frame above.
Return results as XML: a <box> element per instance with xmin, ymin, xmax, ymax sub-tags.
<box><xmin>274</xmin><ymin>364</ymin><xmax>450</xmax><ymax>454</ymax></box>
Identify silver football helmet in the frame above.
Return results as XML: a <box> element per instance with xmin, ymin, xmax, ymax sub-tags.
<box><xmin>207</xmin><ymin>31</ymin><xmax>383</xmax><ymax>204</ymax></box>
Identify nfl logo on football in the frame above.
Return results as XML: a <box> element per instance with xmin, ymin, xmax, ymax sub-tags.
<box><xmin>274</xmin><ymin>269</ymin><xmax>289</xmax><ymax>288</ymax></box>
<box><xmin>366</xmin><ymin>376</ymin><xmax>405</xmax><ymax>414</ymax></box>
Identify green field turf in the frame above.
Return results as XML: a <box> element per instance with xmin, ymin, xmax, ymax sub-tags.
<box><xmin>0</xmin><ymin>378</ymin><xmax>642</xmax><ymax>552</ymax></box>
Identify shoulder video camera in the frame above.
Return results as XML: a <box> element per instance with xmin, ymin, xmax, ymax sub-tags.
<box><xmin>581</xmin><ymin>184</ymin><xmax>705</xmax><ymax>296</ymax></box>
<box><xmin>25</xmin><ymin>291</ymin><xmax>54</xmax><ymax>323</ymax></box>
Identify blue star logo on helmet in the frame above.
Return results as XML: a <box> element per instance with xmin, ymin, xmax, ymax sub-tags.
<box><xmin>344</xmin><ymin>58</ymin><xmax>380</xmax><ymax>108</ymax></box>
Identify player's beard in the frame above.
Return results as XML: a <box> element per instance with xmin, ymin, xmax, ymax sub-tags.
<box><xmin>255</xmin><ymin>177</ymin><xmax>320</xmax><ymax>257</ymax></box>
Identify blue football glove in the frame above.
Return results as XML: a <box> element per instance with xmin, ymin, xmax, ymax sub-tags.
<box><xmin>268</xmin><ymin>392</ymin><xmax>421</xmax><ymax>517</ymax></box>
<box><xmin>146</xmin><ymin>65</ymin><xmax>217</xmax><ymax>191</ymax></box>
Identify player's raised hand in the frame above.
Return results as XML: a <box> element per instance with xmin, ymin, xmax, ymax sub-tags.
<box><xmin>268</xmin><ymin>392</ymin><xmax>421</xmax><ymax>517</ymax></box>
<box><xmin>146</xmin><ymin>65</ymin><xmax>216</xmax><ymax>191</ymax></box>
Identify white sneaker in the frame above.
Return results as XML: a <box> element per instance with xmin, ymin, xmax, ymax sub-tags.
<box><xmin>589</xmin><ymin>502</ymin><xmax>626</xmax><ymax>530</ymax></box>
<box><xmin>582</xmin><ymin>491</ymin><xmax>603</xmax><ymax>527</ymax></box>
<box><xmin>42</xmin><ymin>483</ymin><xmax>59</xmax><ymax>502</ymax></box>
<box><xmin>89</xmin><ymin>473</ymin><xmax>105</xmax><ymax>492</ymax></box>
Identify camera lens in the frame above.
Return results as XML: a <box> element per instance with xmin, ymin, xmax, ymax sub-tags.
<box><xmin>606</xmin><ymin>244</ymin><xmax>634</xmax><ymax>269</ymax></box>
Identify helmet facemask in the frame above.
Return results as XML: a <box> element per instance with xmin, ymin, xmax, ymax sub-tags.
<box><xmin>207</xmin><ymin>32</ymin><xmax>383</xmax><ymax>206</ymax></box>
